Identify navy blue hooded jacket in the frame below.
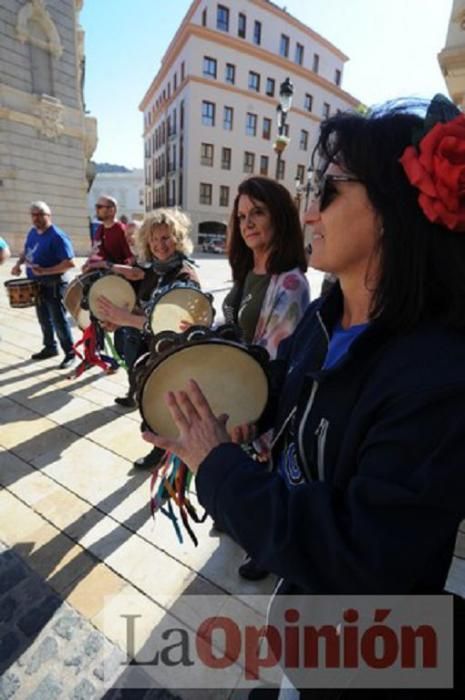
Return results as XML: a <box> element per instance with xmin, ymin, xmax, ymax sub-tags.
<box><xmin>196</xmin><ymin>285</ymin><xmax>465</xmax><ymax>597</ymax></box>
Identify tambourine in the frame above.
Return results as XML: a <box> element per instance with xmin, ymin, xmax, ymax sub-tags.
<box><xmin>135</xmin><ymin>325</ymin><xmax>270</xmax><ymax>439</ymax></box>
<box><xmin>64</xmin><ymin>273</ymin><xmax>93</xmax><ymax>330</ymax></box>
<box><xmin>147</xmin><ymin>283</ymin><xmax>215</xmax><ymax>335</ymax></box>
<box><xmin>84</xmin><ymin>271</ymin><xmax>136</xmax><ymax>322</ymax></box>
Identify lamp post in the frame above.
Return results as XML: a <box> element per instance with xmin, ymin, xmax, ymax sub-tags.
<box><xmin>304</xmin><ymin>163</ymin><xmax>315</xmax><ymax>211</ymax></box>
<box><xmin>294</xmin><ymin>176</ymin><xmax>306</xmax><ymax>214</ymax></box>
<box><xmin>274</xmin><ymin>77</ymin><xmax>294</xmax><ymax>181</ymax></box>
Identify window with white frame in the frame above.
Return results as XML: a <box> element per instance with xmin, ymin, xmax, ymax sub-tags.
<box><xmin>280</xmin><ymin>34</ymin><xmax>289</xmax><ymax>58</ymax></box>
<box><xmin>217</xmin><ymin>4</ymin><xmax>229</xmax><ymax>31</ymax></box>
<box><xmin>248</xmin><ymin>71</ymin><xmax>260</xmax><ymax>92</ymax></box>
<box><xmin>203</xmin><ymin>56</ymin><xmax>217</xmax><ymax>78</ymax></box>
<box><xmin>220</xmin><ymin>185</ymin><xmax>230</xmax><ymax>207</ymax></box>
<box><xmin>299</xmin><ymin>129</ymin><xmax>309</xmax><ymax>150</ymax></box>
<box><xmin>200</xmin><ymin>182</ymin><xmax>212</xmax><ymax>204</ymax></box>
<box><xmin>223</xmin><ymin>106</ymin><xmax>234</xmax><ymax>130</ymax></box>
<box><xmin>200</xmin><ymin>143</ymin><xmax>214</xmax><ymax>166</ymax></box>
<box><xmin>225</xmin><ymin>63</ymin><xmax>235</xmax><ymax>84</ymax></box>
<box><xmin>260</xmin><ymin>155</ymin><xmax>269</xmax><ymax>176</ymax></box>
<box><xmin>243</xmin><ymin>151</ymin><xmax>255</xmax><ymax>173</ymax></box>
<box><xmin>265</xmin><ymin>77</ymin><xmax>275</xmax><ymax>96</ymax></box>
<box><xmin>202</xmin><ymin>101</ymin><xmax>215</xmax><ymax>126</ymax></box>
<box><xmin>295</xmin><ymin>43</ymin><xmax>304</xmax><ymax>65</ymax></box>
<box><xmin>246</xmin><ymin>113</ymin><xmax>257</xmax><ymax>137</ymax></box>
<box><xmin>238</xmin><ymin>12</ymin><xmax>246</xmax><ymax>38</ymax></box>
<box><xmin>221</xmin><ymin>147</ymin><xmax>231</xmax><ymax>169</ymax></box>
<box><xmin>262</xmin><ymin>117</ymin><xmax>272</xmax><ymax>140</ymax></box>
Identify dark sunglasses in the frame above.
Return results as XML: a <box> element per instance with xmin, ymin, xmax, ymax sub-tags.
<box><xmin>96</xmin><ymin>204</ymin><xmax>111</xmax><ymax>209</ymax></box>
<box><xmin>311</xmin><ymin>174</ymin><xmax>361</xmax><ymax>211</ymax></box>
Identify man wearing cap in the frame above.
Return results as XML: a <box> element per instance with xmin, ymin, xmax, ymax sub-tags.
<box><xmin>11</xmin><ymin>201</ymin><xmax>76</xmax><ymax>369</ymax></box>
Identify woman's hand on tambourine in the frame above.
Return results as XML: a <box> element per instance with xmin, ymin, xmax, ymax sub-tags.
<box><xmin>229</xmin><ymin>423</ymin><xmax>257</xmax><ymax>444</ymax></box>
<box><xmin>142</xmin><ymin>379</ymin><xmax>231</xmax><ymax>474</ymax></box>
<box><xmin>82</xmin><ymin>259</ymin><xmax>105</xmax><ymax>273</ymax></box>
<box><xmin>178</xmin><ymin>320</ymin><xmax>192</xmax><ymax>332</ymax></box>
<box><xmin>122</xmin><ymin>267</ymin><xmax>145</xmax><ymax>281</ymax></box>
<box><xmin>95</xmin><ymin>294</ymin><xmax>131</xmax><ymax>326</ymax></box>
<box><xmin>101</xmin><ymin>320</ymin><xmax>119</xmax><ymax>332</ymax></box>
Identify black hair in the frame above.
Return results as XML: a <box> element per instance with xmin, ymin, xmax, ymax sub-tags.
<box><xmin>312</xmin><ymin>103</ymin><xmax>465</xmax><ymax>331</ymax></box>
<box><xmin>228</xmin><ymin>176</ymin><xmax>307</xmax><ymax>284</ymax></box>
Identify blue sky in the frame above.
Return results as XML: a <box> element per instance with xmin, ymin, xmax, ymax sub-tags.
<box><xmin>80</xmin><ymin>0</ymin><xmax>453</xmax><ymax>168</ymax></box>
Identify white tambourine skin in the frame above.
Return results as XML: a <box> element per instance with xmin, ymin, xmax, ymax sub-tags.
<box><xmin>88</xmin><ymin>274</ymin><xmax>136</xmax><ymax>321</ymax></box>
<box><xmin>149</xmin><ymin>287</ymin><xmax>214</xmax><ymax>334</ymax></box>
<box><xmin>141</xmin><ymin>340</ymin><xmax>269</xmax><ymax>440</ymax></box>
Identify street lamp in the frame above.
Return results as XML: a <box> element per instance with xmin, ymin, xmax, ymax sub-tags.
<box><xmin>304</xmin><ymin>163</ymin><xmax>315</xmax><ymax>211</ymax></box>
<box><xmin>294</xmin><ymin>176</ymin><xmax>305</xmax><ymax>214</ymax></box>
<box><xmin>301</xmin><ymin>164</ymin><xmax>315</xmax><ymax>248</ymax></box>
<box><xmin>274</xmin><ymin>77</ymin><xmax>294</xmax><ymax>180</ymax></box>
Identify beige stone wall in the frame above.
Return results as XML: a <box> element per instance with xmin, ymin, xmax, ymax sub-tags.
<box><xmin>438</xmin><ymin>0</ymin><xmax>465</xmax><ymax>109</ymax></box>
<box><xmin>0</xmin><ymin>0</ymin><xmax>97</xmax><ymax>256</ymax></box>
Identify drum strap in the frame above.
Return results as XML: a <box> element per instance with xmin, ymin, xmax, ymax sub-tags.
<box><xmin>149</xmin><ymin>452</ymin><xmax>207</xmax><ymax>546</ymax></box>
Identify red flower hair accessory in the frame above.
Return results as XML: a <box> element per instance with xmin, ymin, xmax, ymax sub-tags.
<box><xmin>399</xmin><ymin>95</ymin><xmax>465</xmax><ymax>232</ymax></box>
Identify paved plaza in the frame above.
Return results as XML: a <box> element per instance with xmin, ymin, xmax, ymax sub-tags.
<box><xmin>0</xmin><ymin>257</ymin><xmax>323</xmax><ymax>699</ymax></box>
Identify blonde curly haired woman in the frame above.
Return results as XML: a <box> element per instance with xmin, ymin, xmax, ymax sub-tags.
<box><xmin>95</xmin><ymin>208</ymin><xmax>200</xmax><ymax>467</ymax></box>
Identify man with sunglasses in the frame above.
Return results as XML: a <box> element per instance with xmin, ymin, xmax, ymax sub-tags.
<box><xmin>11</xmin><ymin>201</ymin><xmax>76</xmax><ymax>369</ymax></box>
<box><xmin>84</xmin><ymin>195</ymin><xmax>133</xmax><ymax>270</ymax></box>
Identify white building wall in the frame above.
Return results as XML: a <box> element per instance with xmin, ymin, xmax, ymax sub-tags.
<box><xmin>88</xmin><ymin>170</ymin><xmax>145</xmax><ymax>221</ymax></box>
<box><xmin>141</xmin><ymin>0</ymin><xmax>359</xmax><ymax>247</ymax></box>
<box><xmin>192</xmin><ymin>0</ymin><xmax>346</xmax><ymax>86</ymax></box>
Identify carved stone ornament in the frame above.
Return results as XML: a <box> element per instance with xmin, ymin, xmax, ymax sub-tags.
<box><xmin>453</xmin><ymin>6</ymin><xmax>465</xmax><ymax>31</ymax></box>
<box><xmin>36</xmin><ymin>94</ymin><xmax>64</xmax><ymax>139</ymax></box>
<box><xmin>17</xmin><ymin>0</ymin><xmax>63</xmax><ymax>58</ymax></box>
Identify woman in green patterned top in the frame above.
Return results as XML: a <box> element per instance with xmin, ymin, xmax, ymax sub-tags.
<box><xmin>222</xmin><ymin>176</ymin><xmax>310</xmax><ymax>580</ymax></box>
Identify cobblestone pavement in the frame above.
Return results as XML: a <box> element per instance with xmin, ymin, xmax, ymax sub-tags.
<box><xmin>0</xmin><ymin>531</ymin><xmax>230</xmax><ymax>699</ymax></box>
<box><xmin>0</xmin><ymin>258</ymin><xmax>324</xmax><ymax>699</ymax></box>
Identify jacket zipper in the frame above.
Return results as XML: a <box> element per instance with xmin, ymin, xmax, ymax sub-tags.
<box><xmin>297</xmin><ymin>380</ymin><xmax>319</xmax><ymax>480</ymax></box>
<box><xmin>297</xmin><ymin>310</ymin><xmax>330</xmax><ymax>480</ymax></box>
<box><xmin>315</xmin><ymin>417</ymin><xmax>329</xmax><ymax>481</ymax></box>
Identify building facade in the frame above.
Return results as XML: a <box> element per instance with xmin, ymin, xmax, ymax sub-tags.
<box><xmin>88</xmin><ymin>169</ymin><xmax>145</xmax><ymax>221</ymax></box>
<box><xmin>438</xmin><ymin>0</ymin><xmax>465</xmax><ymax>109</ymax></box>
<box><xmin>0</xmin><ymin>0</ymin><xmax>97</xmax><ymax>254</ymax></box>
<box><xmin>139</xmin><ymin>0</ymin><xmax>359</xmax><ymax>247</ymax></box>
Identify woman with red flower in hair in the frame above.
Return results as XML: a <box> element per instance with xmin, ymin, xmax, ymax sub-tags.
<box><xmin>144</xmin><ymin>97</ymin><xmax>465</xmax><ymax>698</ymax></box>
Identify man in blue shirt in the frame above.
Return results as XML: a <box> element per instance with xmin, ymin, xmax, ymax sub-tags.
<box><xmin>11</xmin><ymin>201</ymin><xmax>76</xmax><ymax>369</ymax></box>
